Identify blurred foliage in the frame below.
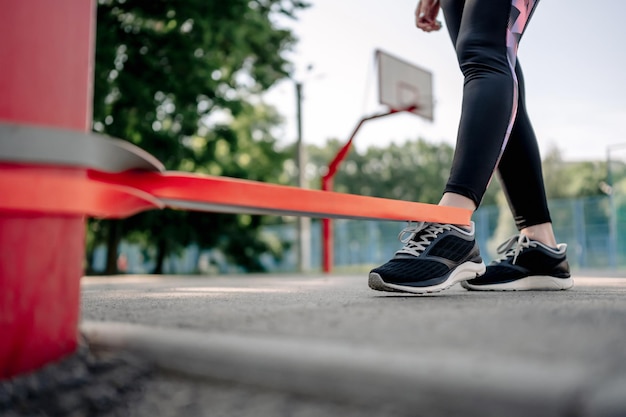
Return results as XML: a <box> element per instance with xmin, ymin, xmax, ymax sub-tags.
<box><xmin>88</xmin><ymin>0</ymin><xmax>309</xmax><ymax>274</ymax></box>
<box><xmin>542</xmin><ymin>146</ymin><xmax>607</xmax><ymax>199</ymax></box>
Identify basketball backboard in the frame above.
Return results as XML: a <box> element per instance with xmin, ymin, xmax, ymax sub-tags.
<box><xmin>376</xmin><ymin>49</ymin><xmax>434</xmax><ymax>121</ymax></box>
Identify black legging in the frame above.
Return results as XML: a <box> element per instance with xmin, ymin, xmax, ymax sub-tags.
<box><xmin>440</xmin><ymin>0</ymin><xmax>551</xmax><ymax>230</ymax></box>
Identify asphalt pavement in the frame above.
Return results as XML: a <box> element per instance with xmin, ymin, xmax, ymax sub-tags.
<box><xmin>79</xmin><ymin>273</ymin><xmax>626</xmax><ymax>417</ymax></box>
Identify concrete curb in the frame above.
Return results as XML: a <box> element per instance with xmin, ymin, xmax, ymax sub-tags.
<box><xmin>79</xmin><ymin>320</ymin><xmax>619</xmax><ymax>417</ymax></box>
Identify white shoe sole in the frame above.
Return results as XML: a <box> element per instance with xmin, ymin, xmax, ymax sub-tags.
<box><xmin>369</xmin><ymin>261</ymin><xmax>486</xmax><ymax>295</ymax></box>
<box><xmin>462</xmin><ymin>275</ymin><xmax>574</xmax><ymax>291</ymax></box>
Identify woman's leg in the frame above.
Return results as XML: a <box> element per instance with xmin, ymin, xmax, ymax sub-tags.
<box><xmin>440</xmin><ymin>0</ymin><xmax>556</xmax><ymax>246</ymax></box>
<box><xmin>497</xmin><ymin>60</ymin><xmax>557</xmax><ymax>246</ymax></box>
<box><xmin>437</xmin><ymin>1</ymin><xmax>572</xmax><ymax>290</ymax></box>
<box><xmin>439</xmin><ymin>0</ymin><xmax>539</xmax><ymax>208</ymax></box>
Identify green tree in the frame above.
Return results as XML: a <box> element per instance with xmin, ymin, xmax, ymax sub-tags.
<box><xmin>542</xmin><ymin>146</ymin><xmax>606</xmax><ymax>199</ymax></box>
<box><xmin>90</xmin><ymin>0</ymin><xmax>308</xmax><ymax>274</ymax></box>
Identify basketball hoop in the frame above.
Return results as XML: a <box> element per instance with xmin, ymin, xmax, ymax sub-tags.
<box><xmin>377</xmin><ymin>49</ymin><xmax>434</xmax><ymax>121</ymax></box>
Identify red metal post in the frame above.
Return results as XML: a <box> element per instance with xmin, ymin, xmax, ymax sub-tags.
<box><xmin>0</xmin><ymin>0</ymin><xmax>96</xmax><ymax>378</ymax></box>
<box><xmin>320</xmin><ymin>108</ymin><xmax>415</xmax><ymax>273</ymax></box>
<box><xmin>320</xmin><ymin>177</ymin><xmax>334</xmax><ymax>274</ymax></box>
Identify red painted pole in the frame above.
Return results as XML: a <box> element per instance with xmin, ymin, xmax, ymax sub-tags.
<box><xmin>321</xmin><ymin>177</ymin><xmax>333</xmax><ymax>273</ymax></box>
<box><xmin>0</xmin><ymin>0</ymin><xmax>95</xmax><ymax>378</ymax></box>
<box><xmin>320</xmin><ymin>108</ymin><xmax>414</xmax><ymax>273</ymax></box>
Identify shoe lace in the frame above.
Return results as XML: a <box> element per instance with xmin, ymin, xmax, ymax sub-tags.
<box><xmin>494</xmin><ymin>234</ymin><xmax>536</xmax><ymax>265</ymax></box>
<box><xmin>396</xmin><ymin>222</ymin><xmax>451</xmax><ymax>257</ymax></box>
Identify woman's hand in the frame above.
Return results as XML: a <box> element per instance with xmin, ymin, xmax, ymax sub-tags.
<box><xmin>415</xmin><ymin>0</ymin><xmax>442</xmax><ymax>32</ymax></box>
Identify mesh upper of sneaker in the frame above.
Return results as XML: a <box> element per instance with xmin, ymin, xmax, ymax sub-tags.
<box><xmin>371</xmin><ymin>222</ymin><xmax>480</xmax><ymax>284</ymax></box>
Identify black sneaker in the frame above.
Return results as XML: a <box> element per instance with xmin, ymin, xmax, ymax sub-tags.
<box><xmin>462</xmin><ymin>234</ymin><xmax>573</xmax><ymax>291</ymax></box>
<box><xmin>369</xmin><ymin>222</ymin><xmax>486</xmax><ymax>294</ymax></box>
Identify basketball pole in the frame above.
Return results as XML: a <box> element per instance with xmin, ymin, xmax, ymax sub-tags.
<box><xmin>295</xmin><ymin>82</ymin><xmax>311</xmax><ymax>272</ymax></box>
<box><xmin>321</xmin><ymin>106</ymin><xmax>416</xmax><ymax>274</ymax></box>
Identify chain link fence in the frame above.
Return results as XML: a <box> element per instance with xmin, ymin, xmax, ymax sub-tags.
<box><xmin>92</xmin><ymin>195</ymin><xmax>626</xmax><ymax>274</ymax></box>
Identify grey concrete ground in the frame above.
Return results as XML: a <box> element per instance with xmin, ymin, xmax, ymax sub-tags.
<box><xmin>78</xmin><ymin>273</ymin><xmax>626</xmax><ymax>417</ymax></box>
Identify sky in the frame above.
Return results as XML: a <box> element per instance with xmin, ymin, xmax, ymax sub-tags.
<box><xmin>263</xmin><ymin>0</ymin><xmax>626</xmax><ymax>162</ymax></box>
